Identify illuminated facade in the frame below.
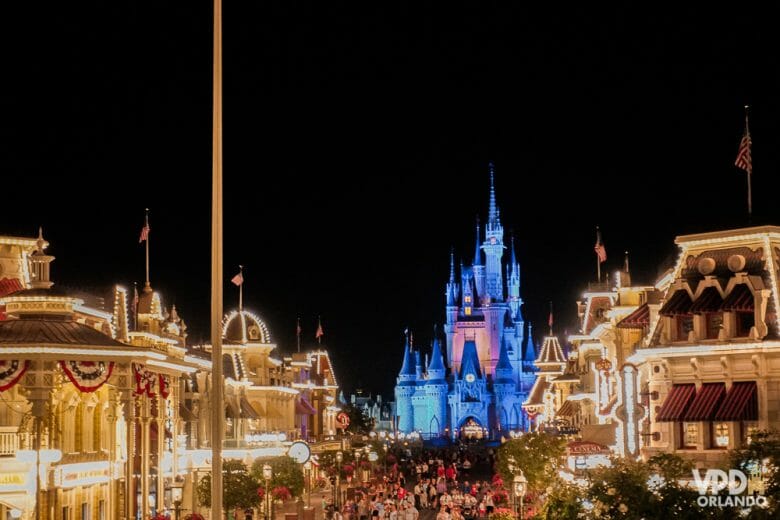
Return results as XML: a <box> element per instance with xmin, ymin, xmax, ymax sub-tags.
<box><xmin>629</xmin><ymin>226</ymin><xmax>780</xmax><ymax>467</ymax></box>
<box><xmin>0</xmin><ymin>232</ymin><xmax>202</xmax><ymax>520</ymax></box>
<box><xmin>394</xmin><ymin>165</ymin><xmax>537</xmax><ymax>439</ymax></box>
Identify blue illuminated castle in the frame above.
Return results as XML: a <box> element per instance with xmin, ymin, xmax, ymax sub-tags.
<box><xmin>394</xmin><ymin>164</ymin><xmax>537</xmax><ymax>439</ymax></box>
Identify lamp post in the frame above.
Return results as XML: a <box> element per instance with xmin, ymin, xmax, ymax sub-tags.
<box><xmin>171</xmin><ymin>480</ymin><xmax>184</xmax><ymax>520</ymax></box>
<box><xmin>263</xmin><ymin>463</ymin><xmax>273</xmax><ymax>520</ymax></box>
<box><xmin>335</xmin><ymin>451</ymin><xmax>343</xmax><ymax>510</ymax></box>
<box><xmin>513</xmin><ymin>472</ymin><xmax>527</xmax><ymax>520</ymax></box>
<box><xmin>303</xmin><ymin>461</ymin><xmax>312</xmax><ymax>509</ymax></box>
<box><xmin>382</xmin><ymin>444</ymin><xmax>388</xmax><ymax>475</ymax></box>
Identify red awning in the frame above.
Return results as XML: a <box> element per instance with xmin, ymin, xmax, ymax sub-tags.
<box><xmin>0</xmin><ymin>277</ymin><xmax>24</xmax><ymax>298</ymax></box>
<box><xmin>682</xmin><ymin>383</ymin><xmax>725</xmax><ymax>421</ymax></box>
<box><xmin>617</xmin><ymin>303</ymin><xmax>650</xmax><ymax>329</ymax></box>
<box><xmin>660</xmin><ymin>290</ymin><xmax>693</xmax><ymax>317</ymax></box>
<box><xmin>295</xmin><ymin>398</ymin><xmax>317</xmax><ymax>415</ymax></box>
<box><xmin>715</xmin><ymin>382</ymin><xmax>758</xmax><ymax>421</ymax></box>
<box><xmin>721</xmin><ymin>284</ymin><xmax>754</xmax><ymax>312</ymax></box>
<box><xmin>656</xmin><ymin>384</ymin><xmax>696</xmax><ymax>421</ymax></box>
<box><xmin>690</xmin><ymin>287</ymin><xmax>724</xmax><ymax>314</ymax></box>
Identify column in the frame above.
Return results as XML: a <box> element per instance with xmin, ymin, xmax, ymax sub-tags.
<box><xmin>121</xmin><ymin>395</ymin><xmax>137</xmax><ymax>520</ymax></box>
<box><xmin>141</xmin><ymin>400</ymin><xmax>151</xmax><ymax>520</ymax></box>
<box><xmin>156</xmin><ymin>396</ymin><xmax>165</xmax><ymax>516</ymax></box>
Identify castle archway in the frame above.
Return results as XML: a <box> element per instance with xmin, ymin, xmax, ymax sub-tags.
<box><xmin>458</xmin><ymin>417</ymin><xmax>485</xmax><ymax>439</ymax></box>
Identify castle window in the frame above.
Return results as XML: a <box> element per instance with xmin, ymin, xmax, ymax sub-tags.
<box><xmin>465</xmin><ymin>296</ymin><xmax>471</xmax><ymax>304</ymax></box>
<box><xmin>465</xmin><ymin>307</ymin><xmax>472</xmax><ymax>316</ymax></box>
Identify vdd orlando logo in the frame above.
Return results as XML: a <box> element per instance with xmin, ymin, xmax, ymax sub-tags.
<box><xmin>692</xmin><ymin>469</ymin><xmax>767</xmax><ymax>508</ymax></box>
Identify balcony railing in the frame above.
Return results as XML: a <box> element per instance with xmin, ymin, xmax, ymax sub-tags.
<box><xmin>0</xmin><ymin>426</ymin><xmax>28</xmax><ymax>456</ymax></box>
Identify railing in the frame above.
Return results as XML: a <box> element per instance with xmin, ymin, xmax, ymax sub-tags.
<box><xmin>0</xmin><ymin>426</ymin><xmax>22</xmax><ymax>456</ymax></box>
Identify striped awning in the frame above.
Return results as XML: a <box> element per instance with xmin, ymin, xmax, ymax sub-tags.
<box><xmin>617</xmin><ymin>303</ymin><xmax>649</xmax><ymax>329</ymax></box>
<box><xmin>557</xmin><ymin>400</ymin><xmax>580</xmax><ymax>417</ymax></box>
<box><xmin>660</xmin><ymin>290</ymin><xmax>693</xmax><ymax>317</ymax></box>
<box><xmin>715</xmin><ymin>381</ymin><xmax>758</xmax><ymax>421</ymax></box>
<box><xmin>721</xmin><ymin>284</ymin><xmax>754</xmax><ymax>312</ymax></box>
<box><xmin>682</xmin><ymin>383</ymin><xmax>725</xmax><ymax>421</ymax></box>
<box><xmin>656</xmin><ymin>384</ymin><xmax>696</xmax><ymax>421</ymax></box>
<box><xmin>295</xmin><ymin>398</ymin><xmax>317</xmax><ymax>415</ymax></box>
<box><xmin>690</xmin><ymin>287</ymin><xmax>724</xmax><ymax>314</ymax></box>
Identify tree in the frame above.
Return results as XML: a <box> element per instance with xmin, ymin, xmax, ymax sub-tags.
<box><xmin>731</xmin><ymin>429</ymin><xmax>780</xmax><ymax>518</ymax></box>
<box><xmin>196</xmin><ymin>460</ymin><xmax>261</xmax><ymax>515</ymax></box>
<box><xmin>251</xmin><ymin>456</ymin><xmax>305</xmax><ymax>498</ymax></box>
<box><xmin>342</xmin><ymin>403</ymin><xmax>373</xmax><ymax>435</ymax></box>
<box><xmin>496</xmin><ymin>433</ymin><xmax>566</xmax><ymax>493</ymax></box>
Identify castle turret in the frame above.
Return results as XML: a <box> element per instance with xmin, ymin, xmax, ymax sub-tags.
<box><xmin>494</xmin><ymin>339</ymin><xmax>516</xmax><ymax>431</ymax></box>
<box><xmin>482</xmin><ymin>163</ymin><xmax>505</xmax><ymax>302</ymax></box>
<box><xmin>415</xmin><ymin>349</ymin><xmax>423</xmax><ymax>381</ymax></box>
<box><xmin>425</xmin><ymin>333</ymin><xmax>448</xmax><ymax>436</ymax></box>
<box><xmin>446</xmin><ymin>250</ymin><xmax>459</xmax><ymax>307</ymax></box>
<box><xmin>507</xmin><ymin>235</ymin><xmax>522</xmax><ymax>319</ymax></box>
<box><xmin>461</xmin><ymin>264</ymin><xmax>475</xmax><ymax>316</ymax></box>
<box><xmin>395</xmin><ymin>336</ymin><xmax>417</xmax><ymax>432</ymax></box>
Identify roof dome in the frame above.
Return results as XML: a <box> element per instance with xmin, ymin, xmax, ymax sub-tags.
<box><xmin>222</xmin><ymin>309</ymin><xmax>271</xmax><ymax>344</ymax></box>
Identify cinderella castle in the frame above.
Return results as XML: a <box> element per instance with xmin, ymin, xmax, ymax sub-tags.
<box><xmin>394</xmin><ymin>164</ymin><xmax>537</xmax><ymax>440</ymax></box>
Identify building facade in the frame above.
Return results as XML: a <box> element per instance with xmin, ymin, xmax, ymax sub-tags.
<box><xmin>394</xmin><ymin>165</ymin><xmax>537</xmax><ymax>439</ymax></box>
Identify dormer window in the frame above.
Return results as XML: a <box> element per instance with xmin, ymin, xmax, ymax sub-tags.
<box><xmin>722</xmin><ymin>284</ymin><xmax>755</xmax><ymax>338</ymax></box>
<box><xmin>677</xmin><ymin>315</ymin><xmax>694</xmax><ymax>340</ymax></box>
<box><xmin>706</xmin><ymin>313</ymin><xmax>723</xmax><ymax>339</ymax></box>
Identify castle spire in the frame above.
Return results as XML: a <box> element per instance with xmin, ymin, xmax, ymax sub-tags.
<box><xmin>510</xmin><ymin>235</ymin><xmax>518</xmax><ymax>273</ymax></box>
<box><xmin>449</xmin><ymin>248</ymin><xmax>456</xmax><ymax>283</ymax></box>
<box><xmin>473</xmin><ymin>217</ymin><xmax>482</xmax><ymax>266</ymax></box>
<box><xmin>488</xmin><ymin>162</ymin><xmax>498</xmax><ymax>226</ymax></box>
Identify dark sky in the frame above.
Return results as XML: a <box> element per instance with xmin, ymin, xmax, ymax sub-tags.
<box><xmin>3</xmin><ymin>4</ymin><xmax>780</xmax><ymax>398</ymax></box>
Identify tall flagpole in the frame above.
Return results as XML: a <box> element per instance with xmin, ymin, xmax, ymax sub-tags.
<box><xmin>144</xmin><ymin>208</ymin><xmax>151</xmax><ymax>291</ymax></box>
<box><xmin>745</xmin><ymin>105</ymin><xmax>752</xmax><ymax>223</ymax></box>
<box><xmin>595</xmin><ymin>227</ymin><xmax>601</xmax><ymax>283</ymax></box>
<box><xmin>210</xmin><ymin>0</ymin><xmax>224</xmax><ymax>516</ymax></box>
<box><xmin>238</xmin><ymin>265</ymin><xmax>244</xmax><ymax>311</ymax></box>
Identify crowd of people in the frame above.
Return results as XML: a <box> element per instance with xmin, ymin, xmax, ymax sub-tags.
<box><xmin>325</xmin><ymin>446</ymin><xmax>505</xmax><ymax>520</ymax></box>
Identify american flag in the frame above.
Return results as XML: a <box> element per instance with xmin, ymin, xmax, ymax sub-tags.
<box><xmin>315</xmin><ymin>320</ymin><xmax>324</xmax><ymax>340</ymax></box>
<box><xmin>138</xmin><ymin>224</ymin><xmax>150</xmax><ymax>243</ymax></box>
<box><xmin>595</xmin><ymin>229</ymin><xmax>607</xmax><ymax>263</ymax></box>
<box><xmin>735</xmin><ymin>127</ymin><xmax>752</xmax><ymax>175</ymax></box>
<box><xmin>296</xmin><ymin>318</ymin><xmax>302</xmax><ymax>337</ymax></box>
<box><xmin>231</xmin><ymin>271</ymin><xmax>244</xmax><ymax>286</ymax></box>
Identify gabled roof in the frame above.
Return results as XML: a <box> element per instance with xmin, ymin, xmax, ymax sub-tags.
<box><xmin>535</xmin><ymin>335</ymin><xmax>566</xmax><ymax>366</ymax></box>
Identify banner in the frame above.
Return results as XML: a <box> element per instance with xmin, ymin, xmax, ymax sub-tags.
<box><xmin>133</xmin><ymin>363</ymin><xmax>157</xmax><ymax>397</ymax></box>
<box><xmin>0</xmin><ymin>360</ymin><xmax>29</xmax><ymax>392</ymax></box>
<box><xmin>60</xmin><ymin>360</ymin><xmax>114</xmax><ymax>393</ymax></box>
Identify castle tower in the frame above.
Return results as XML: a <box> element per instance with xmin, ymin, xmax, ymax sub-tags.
<box><xmin>395</xmin><ymin>337</ymin><xmax>417</xmax><ymax>432</ymax></box>
<box><xmin>445</xmin><ymin>250</ymin><xmax>460</xmax><ymax>328</ymax></box>
<box><xmin>425</xmin><ymin>334</ymin><xmax>448</xmax><ymax>437</ymax></box>
<box><xmin>482</xmin><ymin>163</ymin><xmax>505</xmax><ymax>302</ymax></box>
<box><xmin>494</xmin><ymin>339</ymin><xmax>515</xmax><ymax>431</ymax></box>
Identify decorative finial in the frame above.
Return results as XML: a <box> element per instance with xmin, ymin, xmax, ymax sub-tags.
<box><xmin>36</xmin><ymin>226</ymin><xmax>45</xmax><ymax>254</ymax></box>
<box><xmin>624</xmin><ymin>251</ymin><xmax>630</xmax><ymax>273</ymax></box>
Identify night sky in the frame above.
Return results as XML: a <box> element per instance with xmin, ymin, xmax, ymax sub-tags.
<box><xmin>3</xmin><ymin>4</ymin><xmax>780</xmax><ymax>398</ymax></box>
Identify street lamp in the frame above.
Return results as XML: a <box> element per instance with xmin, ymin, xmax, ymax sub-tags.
<box><xmin>171</xmin><ymin>479</ymin><xmax>184</xmax><ymax>520</ymax></box>
<box><xmin>513</xmin><ymin>472</ymin><xmax>527</xmax><ymax>520</ymax></box>
<box><xmin>335</xmin><ymin>451</ymin><xmax>343</xmax><ymax>509</ymax></box>
<box><xmin>303</xmin><ymin>461</ymin><xmax>312</xmax><ymax>509</ymax></box>
<box><xmin>382</xmin><ymin>444</ymin><xmax>388</xmax><ymax>475</ymax></box>
<box><xmin>263</xmin><ymin>463</ymin><xmax>273</xmax><ymax>520</ymax></box>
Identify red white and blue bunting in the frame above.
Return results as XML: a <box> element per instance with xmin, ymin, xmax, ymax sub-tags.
<box><xmin>0</xmin><ymin>360</ymin><xmax>29</xmax><ymax>392</ymax></box>
<box><xmin>60</xmin><ymin>360</ymin><xmax>114</xmax><ymax>393</ymax></box>
<box><xmin>159</xmin><ymin>374</ymin><xmax>171</xmax><ymax>399</ymax></box>
<box><xmin>133</xmin><ymin>363</ymin><xmax>158</xmax><ymax>397</ymax></box>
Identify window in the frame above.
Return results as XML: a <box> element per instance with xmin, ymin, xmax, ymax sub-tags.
<box><xmin>81</xmin><ymin>503</ymin><xmax>90</xmax><ymax>520</ymax></box>
<box><xmin>62</xmin><ymin>507</ymin><xmax>70</xmax><ymax>520</ymax></box>
<box><xmin>677</xmin><ymin>316</ymin><xmax>694</xmax><ymax>340</ymax></box>
<box><xmin>706</xmin><ymin>313</ymin><xmax>723</xmax><ymax>339</ymax></box>
<box><xmin>682</xmin><ymin>422</ymin><xmax>698</xmax><ymax>448</ymax></box>
<box><xmin>464</xmin><ymin>296</ymin><xmax>471</xmax><ymax>304</ymax></box>
<box><xmin>743</xmin><ymin>422</ymin><xmax>759</xmax><ymax>445</ymax></box>
<box><xmin>465</xmin><ymin>307</ymin><xmax>472</xmax><ymax>316</ymax></box>
<box><xmin>737</xmin><ymin>312</ymin><xmax>755</xmax><ymax>338</ymax></box>
<box><xmin>713</xmin><ymin>422</ymin><xmax>729</xmax><ymax>448</ymax></box>
<box><xmin>98</xmin><ymin>500</ymin><xmax>105</xmax><ymax>520</ymax></box>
